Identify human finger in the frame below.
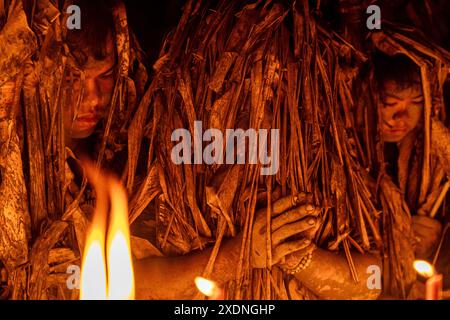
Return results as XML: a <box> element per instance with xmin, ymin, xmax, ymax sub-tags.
<box><xmin>271</xmin><ymin>205</ymin><xmax>321</xmax><ymax>231</ymax></box>
<box><xmin>271</xmin><ymin>193</ymin><xmax>313</xmax><ymax>216</ymax></box>
<box><xmin>272</xmin><ymin>239</ymin><xmax>311</xmax><ymax>265</ymax></box>
<box><xmin>272</xmin><ymin>217</ymin><xmax>317</xmax><ymax>246</ymax></box>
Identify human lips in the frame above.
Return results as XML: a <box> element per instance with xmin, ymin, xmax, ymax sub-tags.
<box><xmin>384</xmin><ymin>128</ymin><xmax>407</xmax><ymax>134</ymax></box>
<box><xmin>76</xmin><ymin>114</ymin><xmax>101</xmax><ymax>126</ymax></box>
<box><xmin>382</xmin><ymin>124</ymin><xmax>408</xmax><ymax>135</ymax></box>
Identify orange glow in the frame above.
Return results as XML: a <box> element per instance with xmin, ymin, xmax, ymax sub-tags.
<box><xmin>413</xmin><ymin>260</ymin><xmax>435</xmax><ymax>278</ymax></box>
<box><xmin>80</xmin><ymin>166</ymin><xmax>134</xmax><ymax>300</ymax></box>
<box><xmin>195</xmin><ymin>277</ymin><xmax>217</xmax><ymax>297</ymax></box>
<box><xmin>195</xmin><ymin>276</ymin><xmax>224</xmax><ymax>300</ymax></box>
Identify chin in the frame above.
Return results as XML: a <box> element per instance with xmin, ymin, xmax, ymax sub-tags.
<box><xmin>383</xmin><ymin>136</ymin><xmax>400</xmax><ymax>143</ymax></box>
<box><xmin>70</xmin><ymin>128</ymin><xmax>95</xmax><ymax>139</ymax></box>
<box><xmin>382</xmin><ymin>134</ymin><xmax>407</xmax><ymax>143</ymax></box>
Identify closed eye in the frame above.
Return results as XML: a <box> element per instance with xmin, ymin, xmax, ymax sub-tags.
<box><xmin>100</xmin><ymin>71</ymin><xmax>114</xmax><ymax>78</ymax></box>
<box><xmin>383</xmin><ymin>102</ymin><xmax>397</xmax><ymax>108</ymax></box>
<box><xmin>99</xmin><ymin>67</ymin><xmax>116</xmax><ymax>79</ymax></box>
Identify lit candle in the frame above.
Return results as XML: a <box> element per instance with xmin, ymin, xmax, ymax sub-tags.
<box><xmin>413</xmin><ymin>260</ymin><xmax>443</xmax><ymax>300</ymax></box>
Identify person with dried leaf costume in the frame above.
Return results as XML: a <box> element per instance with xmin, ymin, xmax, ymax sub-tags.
<box><xmin>374</xmin><ymin>53</ymin><xmax>443</xmax><ymax>260</ymax></box>
<box><xmin>332</xmin><ymin>0</ymin><xmax>450</xmax><ymax>298</ymax></box>
<box><xmin>0</xmin><ymin>0</ymin><xmax>151</xmax><ymax>299</ymax></box>
<box><xmin>355</xmin><ymin>28</ymin><xmax>450</xmax><ymax>298</ymax></box>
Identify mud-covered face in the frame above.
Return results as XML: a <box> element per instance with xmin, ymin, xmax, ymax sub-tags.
<box><xmin>63</xmin><ymin>34</ymin><xmax>116</xmax><ymax>140</ymax></box>
<box><xmin>380</xmin><ymin>80</ymin><xmax>424</xmax><ymax>143</ymax></box>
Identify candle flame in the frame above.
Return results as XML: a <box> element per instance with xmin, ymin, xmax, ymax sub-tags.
<box><xmin>80</xmin><ymin>226</ymin><xmax>107</xmax><ymax>300</ymax></box>
<box><xmin>106</xmin><ymin>180</ymin><xmax>135</xmax><ymax>300</ymax></box>
<box><xmin>413</xmin><ymin>260</ymin><xmax>435</xmax><ymax>278</ymax></box>
<box><xmin>80</xmin><ymin>164</ymin><xmax>135</xmax><ymax>300</ymax></box>
<box><xmin>195</xmin><ymin>277</ymin><xmax>218</xmax><ymax>297</ymax></box>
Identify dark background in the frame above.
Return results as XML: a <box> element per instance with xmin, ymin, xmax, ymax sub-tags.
<box><xmin>123</xmin><ymin>0</ymin><xmax>450</xmax><ymax>63</ymax></box>
<box><xmin>123</xmin><ymin>0</ymin><xmax>185</xmax><ymax>64</ymax></box>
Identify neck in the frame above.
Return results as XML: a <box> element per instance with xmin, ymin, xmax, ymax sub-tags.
<box><xmin>65</xmin><ymin>132</ymin><xmax>76</xmax><ymax>149</ymax></box>
<box><xmin>65</xmin><ymin>134</ymin><xmax>83</xmax><ymax>157</ymax></box>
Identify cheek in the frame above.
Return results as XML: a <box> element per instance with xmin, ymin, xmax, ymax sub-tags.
<box><xmin>409</xmin><ymin>107</ymin><xmax>423</xmax><ymax>127</ymax></box>
<box><xmin>62</xmin><ymin>90</ymin><xmax>75</xmax><ymax>120</ymax></box>
<box><xmin>62</xmin><ymin>103</ymin><xmax>80</xmax><ymax>135</ymax></box>
<box><xmin>381</xmin><ymin>108</ymin><xmax>393</xmax><ymax>122</ymax></box>
<box><xmin>65</xmin><ymin>81</ymin><xmax>83</xmax><ymax>110</ymax></box>
<box><xmin>98</xmin><ymin>78</ymin><xmax>115</xmax><ymax>95</ymax></box>
<box><xmin>97</xmin><ymin>78</ymin><xmax>115</xmax><ymax>106</ymax></box>
<box><xmin>62</xmin><ymin>110</ymin><xmax>72</xmax><ymax>132</ymax></box>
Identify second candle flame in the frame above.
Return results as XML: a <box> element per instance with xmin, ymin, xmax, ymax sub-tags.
<box><xmin>80</xmin><ymin>164</ymin><xmax>135</xmax><ymax>300</ymax></box>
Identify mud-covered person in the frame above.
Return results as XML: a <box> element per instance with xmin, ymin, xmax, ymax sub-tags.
<box><xmin>62</xmin><ymin>1</ymin><xmax>118</xmax><ymax>167</ymax></box>
<box><xmin>374</xmin><ymin>54</ymin><xmax>447</xmax><ymax>262</ymax></box>
<box><xmin>1</xmin><ymin>0</ymin><xmax>134</xmax><ymax>298</ymax></box>
<box><xmin>283</xmin><ymin>54</ymin><xmax>448</xmax><ymax>300</ymax></box>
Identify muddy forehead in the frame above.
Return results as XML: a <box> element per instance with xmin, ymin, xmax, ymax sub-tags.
<box><xmin>83</xmin><ymin>51</ymin><xmax>116</xmax><ymax>74</ymax></box>
<box><xmin>381</xmin><ymin>80</ymin><xmax>423</xmax><ymax>99</ymax></box>
<box><xmin>69</xmin><ymin>32</ymin><xmax>116</xmax><ymax>72</ymax></box>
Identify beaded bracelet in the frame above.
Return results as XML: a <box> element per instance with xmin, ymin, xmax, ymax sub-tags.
<box><xmin>285</xmin><ymin>245</ymin><xmax>316</xmax><ymax>275</ymax></box>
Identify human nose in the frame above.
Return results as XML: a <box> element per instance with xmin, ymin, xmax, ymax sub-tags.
<box><xmin>81</xmin><ymin>78</ymin><xmax>101</xmax><ymax>113</ymax></box>
<box><xmin>385</xmin><ymin>104</ymin><xmax>408</xmax><ymax>126</ymax></box>
<box><xmin>392</xmin><ymin>107</ymin><xmax>408</xmax><ymax>121</ymax></box>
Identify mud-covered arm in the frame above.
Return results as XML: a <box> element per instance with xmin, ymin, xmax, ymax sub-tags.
<box><xmin>292</xmin><ymin>248</ymin><xmax>382</xmax><ymax>300</ymax></box>
<box><xmin>133</xmin><ymin>233</ymin><xmax>243</xmax><ymax>300</ymax></box>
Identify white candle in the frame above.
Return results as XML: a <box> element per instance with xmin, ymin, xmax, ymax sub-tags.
<box><xmin>425</xmin><ymin>274</ymin><xmax>443</xmax><ymax>300</ymax></box>
<box><xmin>413</xmin><ymin>260</ymin><xmax>443</xmax><ymax>300</ymax></box>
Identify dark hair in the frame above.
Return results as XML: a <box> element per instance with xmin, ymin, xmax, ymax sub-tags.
<box><xmin>373</xmin><ymin>53</ymin><xmax>422</xmax><ymax>91</ymax></box>
<box><xmin>66</xmin><ymin>0</ymin><xmax>117</xmax><ymax>65</ymax></box>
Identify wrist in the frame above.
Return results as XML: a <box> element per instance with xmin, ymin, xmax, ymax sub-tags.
<box><xmin>281</xmin><ymin>243</ymin><xmax>317</xmax><ymax>275</ymax></box>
